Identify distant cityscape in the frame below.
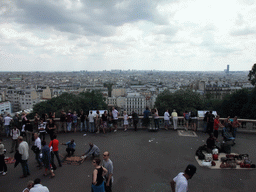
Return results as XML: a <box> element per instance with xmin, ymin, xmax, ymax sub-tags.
<box><xmin>0</xmin><ymin>67</ymin><xmax>253</xmax><ymax>115</ymax></box>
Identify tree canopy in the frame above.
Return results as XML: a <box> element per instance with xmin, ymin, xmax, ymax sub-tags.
<box><xmin>155</xmin><ymin>88</ymin><xmax>256</xmax><ymax>119</ymax></box>
<box><xmin>155</xmin><ymin>89</ymin><xmax>204</xmax><ymax>115</ymax></box>
<box><xmin>32</xmin><ymin>91</ymin><xmax>107</xmax><ymax>117</ymax></box>
<box><xmin>248</xmin><ymin>63</ymin><xmax>256</xmax><ymax>86</ymax></box>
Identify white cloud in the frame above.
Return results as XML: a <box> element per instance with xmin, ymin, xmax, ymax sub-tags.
<box><xmin>0</xmin><ymin>0</ymin><xmax>256</xmax><ymax>71</ymax></box>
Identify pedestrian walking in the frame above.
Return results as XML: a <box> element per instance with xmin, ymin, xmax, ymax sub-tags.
<box><xmin>0</xmin><ymin>138</ymin><xmax>8</xmax><ymax>176</ymax></box>
<box><xmin>33</xmin><ymin>133</ymin><xmax>42</xmax><ymax>169</ymax></box>
<box><xmin>91</xmin><ymin>158</ymin><xmax>108</xmax><ymax>192</ymax></box>
<box><xmin>49</xmin><ymin>135</ymin><xmax>62</xmax><ymax>167</ymax></box>
<box><xmin>170</xmin><ymin>164</ymin><xmax>197</xmax><ymax>192</ymax></box>
<box><xmin>10</xmin><ymin>126</ymin><xmax>20</xmax><ymax>153</ymax></box>
<box><xmin>4</xmin><ymin>114</ymin><xmax>13</xmax><ymax>137</ymax></box>
<box><xmin>41</xmin><ymin>140</ymin><xmax>55</xmax><ymax>178</ymax></box>
<box><xmin>103</xmin><ymin>151</ymin><xmax>114</xmax><ymax>192</ymax></box>
<box><xmin>18</xmin><ymin>136</ymin><xmax>30</xmax><ymax>178</ymax></box>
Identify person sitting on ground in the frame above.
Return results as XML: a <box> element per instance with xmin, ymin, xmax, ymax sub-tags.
<box><xmin>30</xmin><ymin>178</ymin><xmax>50</xmax><ymax>192</ymax></box>
<box><xmin>81</xmin><ymin>142</ymin><xmax>100</xmax><ymax>160</ymax></box>
<box><xmin>206</xmin><ymin>133</ymin><xmax>216</xmax><ymax>152</ymax></box>
<box><xmin>62</xmin><ymin>139</ymin><xmax>76</xmax><ymax>157</ymax></box>
<box><xmin>22</xmin><ymin>180</ymin><xmax>34</xmax><ymax>192</ymax></box>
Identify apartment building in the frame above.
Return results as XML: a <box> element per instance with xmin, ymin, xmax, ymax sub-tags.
<box><xmin>0</xmin><ymin>101</ymin><xmax>11</xmax><ymax>115</ymax></box>
<box><xmin>6</xmin><ymin>89</ymin><xmax>40</xmax><ymax>112</ymax></box>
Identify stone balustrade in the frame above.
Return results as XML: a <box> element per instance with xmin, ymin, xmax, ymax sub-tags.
<box><xmin>1</xmin><ymin>116</ymin><xmax>256</xmax><ymax>135</ymax></box>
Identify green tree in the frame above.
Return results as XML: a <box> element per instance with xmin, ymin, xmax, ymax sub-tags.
<box><xmin>218</xmin><ymin>89</ymin><xmax>250</xmax><ymax>118</ymax></box>
<box><xmin>202</xmin><ymin>98</ymin><xmax>222</xmax><ymax>112</ymax></box>
<box><xmin>155</xmin><ymin>89</ymin><xmax>204</xmax><ymax>115</ymax></box>
<box><xmin>32</xmin><ymin>91</ymin><xmax>107</xmax><ymax>117</ymax></box>
<box><xmin>242</xmin><ymin>87</ymin><xmax>256</xmax><ymax>119</ymax></box>
<box><xmin>248</xmin><ymin>63</ymin><xmax>256</xmax><ymax>86</ymax></box>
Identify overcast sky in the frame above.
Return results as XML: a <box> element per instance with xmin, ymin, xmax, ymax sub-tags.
<box><xmin>0</xmin><ymin>0</ymin><xmax>255</xmax><ymax>72</ymax></box>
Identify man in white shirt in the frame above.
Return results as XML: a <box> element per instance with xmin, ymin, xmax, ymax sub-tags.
<box><xmin>170</xmin><ymin>164</ymin><xmax>197</xmax><ymax>192</ymax></box>
<box><xmin>88</xmin><ymin>111</ymin><xmax>95</xmax><ymax>133</ymax></box>
<box><xmin>30</xmin><ymin>178</ymin><xmax>49</xmax><ymax>192</ymax></box>
<box><xmin>164</xmin><ymin>109</ymin><xmax>170</xmax><ymax>130</ymax></box>
<box><xmin>10</xmin><ymin>126</ymin><xmax>20</xmax><ymax>153</ymax></box>
<box><xmin>33</xmin><ymin>133</ymin><xmax>42</xmax><ymax>168</ymax></box>
<box><xmin>4</xmin><ymin>114</ymin><xmax>13</xmax><ymax>137</ymax></box>
<box><xmin>18</xmin><ymin>136</ymin><xmax>30</xmax><ymax>178</ymax></box>
<box><xmin>103</xmin><ymin>151</ymin><xmax>114</xmax><ymax>192</ymax></box>
<box><xmin>112</xmin><ymin>107</ymin><xmax>119</xmax><ymax>132</ymax></box>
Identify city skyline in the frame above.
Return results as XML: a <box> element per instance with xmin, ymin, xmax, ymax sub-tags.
<box><xmin>1</xmin><ymin>0</ymin><xmax>256</xmax><ymax>72</ymax></box>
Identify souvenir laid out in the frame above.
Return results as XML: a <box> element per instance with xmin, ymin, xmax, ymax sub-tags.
<box><xmin>4</xmin><ymin>156</ymin><xmax>16</xmax><ymax>164</ymax></box>
<box><xmin>195</xmin><ymin>145</ymin><xmax>255</xmax><ymax>169</ymax></box>
<box><xmin>62</xmin><ymin>155</ymin><xmax>85</xmax><ymax>166</ymax></box>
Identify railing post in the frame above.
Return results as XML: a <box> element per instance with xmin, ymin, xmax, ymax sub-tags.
<box><xmin>246</xmin><ymin>122</ymin><xmax>254</xmax><ymax>130</ymax></box>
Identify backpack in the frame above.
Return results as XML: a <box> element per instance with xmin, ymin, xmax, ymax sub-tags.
<box><xmin>185</xmin><ymin>113</ymin><xmax>190</xmax><ymax>120</ymax></box>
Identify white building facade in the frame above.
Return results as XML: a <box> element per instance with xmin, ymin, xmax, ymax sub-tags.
<box><xmin>0</xmin><ymin>101</ymin><xmax>11</xmax><ymax>115</ymax></box>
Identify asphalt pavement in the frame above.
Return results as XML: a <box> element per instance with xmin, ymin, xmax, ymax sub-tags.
<box><xmin>1</xmin><ymin>128</ymin><xmax>256</xmax><ymax>192</ymax></box>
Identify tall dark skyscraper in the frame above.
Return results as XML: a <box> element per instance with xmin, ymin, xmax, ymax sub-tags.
<box><xmin>227</xmin><ymin>65</ymin><xmax>230</xmax><ymax>73</ymax></box>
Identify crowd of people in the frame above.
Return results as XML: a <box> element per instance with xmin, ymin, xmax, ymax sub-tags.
<box><xmin>0</xmin><ymin>107</ymin><xmax>243</xmax><ymax>137</ymax></box>
<box><xmin>0</xmin><ymin>107</ymin><xmax>242</xmax><ymax>191</ymax></box>
<box><xmin>0</xmin><ymin>109</ymin><xmax>117</xmax><ymax>192</ymax></box>
<box><xmin>1</xmin><ymin>134</ymin><xmax>114</xmax><ymax>192</ymax></box>
<box><xmin>203</xmin><ymin>111</ymin><xmax>241</xmax><ymax>144</ymax></box>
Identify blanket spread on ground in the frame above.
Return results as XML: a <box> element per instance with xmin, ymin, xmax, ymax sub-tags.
<box><xmin>195</xmin><ymin>153</ymin><xmax>254</xmax><ymax>169</ymax></box>
<box><xmin>62</xmin><ymin>156</ymin><xmax>85</xmax><ymax>165</ymax></box>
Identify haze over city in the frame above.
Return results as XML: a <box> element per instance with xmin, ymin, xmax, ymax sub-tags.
<box><xmin>1</xmin><ymin>0</ymin><xmax>256</xmax><ymax>72</ymax></box>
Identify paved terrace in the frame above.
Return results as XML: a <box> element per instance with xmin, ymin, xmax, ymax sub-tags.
<box><xmin>1</xmin><ymin>127</ymin><xmax>256</xmax><ymax>192</ymax></box>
